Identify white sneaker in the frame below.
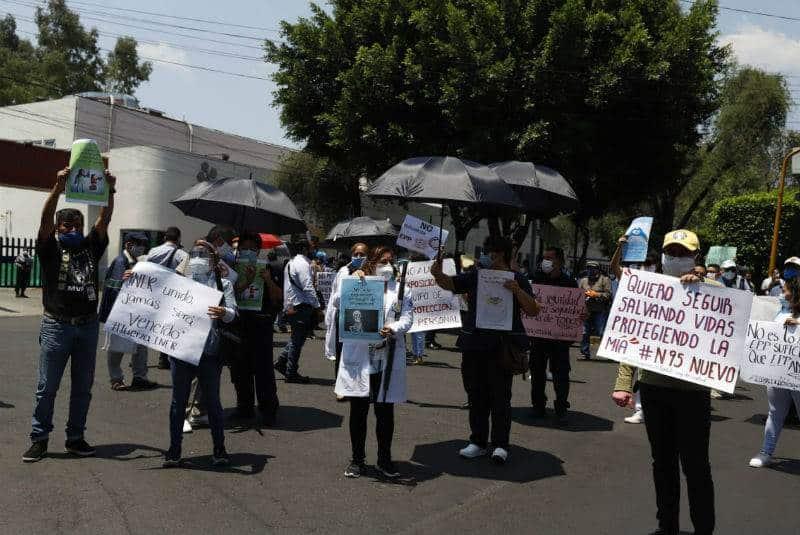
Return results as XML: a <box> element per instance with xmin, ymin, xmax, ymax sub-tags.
<box><xmin>624</xmin><ymin>410</ymin><xmax>644</xmax><ymax>424</ymax></box>
<box><xmin>182</xmin><ymin>419</ymin><xmax>193</xmax><ymax>433</ymax></box>
<box><xmin>188</xmin><ymin>414</ymin><xmax>208</xmax><ymax>427</ymax></box>
<box><xmin>491</xmin><ymin>447</ymin><xmax>508</xmax><ymax>464</ymax></box>
<box><xmin>459</xmin><ymin>443</ymin><xmax>487</xmax><ymax>459</ymax></box>
<box><xmin>749</xmin><ymin>453</ymin><xmax>772</xmax><ymax>468</ymax></box>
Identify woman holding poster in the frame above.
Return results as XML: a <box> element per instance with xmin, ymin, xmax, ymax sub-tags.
<box><xmin>330</xmin><ymin>246</ymin><xmax>413</xmax><ymax>479</ymax></box>
<box><xmin>749</xmin><ymin>277</ymin><xmax>800</xmax><ymax>468</ymax></box>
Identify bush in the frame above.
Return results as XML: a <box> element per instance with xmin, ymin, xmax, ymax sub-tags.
<box><xmin>708</xmin><ymin>189</ymin><xmax>800</xmax><ymax>279</ymax></box>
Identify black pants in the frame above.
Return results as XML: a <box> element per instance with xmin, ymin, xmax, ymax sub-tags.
<box><xmin>530</xmin><ymin>340</ymin><xmax>571</xmax><ymax>413</ymax></box>
<box><xmin>349</xmin><ymin>373</ymin><xmax>394</xmax><ymax>464</ymax></box>
<box><xmin>15</xmin><ymin>267</ymin><xmax>30</xmax><ymax>295</ymax></box>
<box><xmin>461</xmin><ymin>350</ymin><xmax>514</xmax><ymax>449</ymax></box>
<box><xmin>230</xmin><ymin>313</ymin><xmax>279</xmax><ymax>414</ymax></box>
<box><xmin>640</xmin><ymin>383</ymin><xmax>715</xmax><ymax>535</ymax></box>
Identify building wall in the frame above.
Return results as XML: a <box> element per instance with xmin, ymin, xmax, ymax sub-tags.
<box><xmin>0</xmin><ymin>97</ymin><xmax>77</xmax><ymax>148</ymax></box>
<box><xmin>0</xmin><ymin>185</ymin><xmax>90</xmax><ymax>240</ymax></box>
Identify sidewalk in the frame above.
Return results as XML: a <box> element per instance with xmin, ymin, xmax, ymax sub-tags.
<box><xmin>0</xmin><ymin>288</ymin><xmax>42</xmax><ymax>318</ymax></box>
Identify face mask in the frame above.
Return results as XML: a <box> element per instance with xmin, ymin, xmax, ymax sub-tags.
<box><xmin>350</xmin><ymin>257</ymin><xmax>365</xmax><ymax>269</ymax></box>
<box><xmin>540</xmin><ymin>259</ymin><xmax>554</xmax><ymax>274</ymax></box>
<box><xmin>188</xmin><ymin>257</ymin><xmax>211</xmax><ymax>282</ymax></box>
<box><xmin>376</xmin><ymin>264</ymin><xmax>395</xmax><ymax>282</ymax></box>
<box><xmin>661</xmin><ymin>254</ymin><xmax>696</xmax><ymax>277</ymax></box>
<box><xmin>722</xmin><ymin>271</ymin><xmax>736</xmax><ymax>281</ymax></box>
<box><xmin>58</xmin><ymin>230</ymin><xmax>84</xmax><ymax>248</ymax></box>
<box><xmin>478</xmin><ymin>254</ymin><xmax>493</xmax><ymax>269</ymax></box>
<box><xmin>238</xmin><ymin>250</ymin><xmax>257</xmax><ymax>262</ymax></box>
<box><xmin>784</xmin><ymin>268</ymin><xmax>798</xmax><ymax>281</ymax></box>
<box><xmin>780</xmin><ymin>296</ymin><xmax>792</xmax><ymax>314</ymax></box>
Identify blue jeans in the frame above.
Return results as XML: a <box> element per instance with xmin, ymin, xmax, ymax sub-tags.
<box><xmin>31</xmin><ymin>316</ymin><xmax>99</xmax><ymax>442</ymax></box>
<box><xmin>169</xmin><ymin>354</ymin><xmax>225</xmax><ymax>451</ymax></box>
<box><xmin>761</xmin><ymin>387</ymin><xmax>800</xmax><ymax>456</ymax></box>
<box><xmin>411</xmin><ymin>332</ymin><xmax>425</xmax><ymax>357</ymax></box>
<box><xmin>279</xmin><ymin>305</ymin><xmax>313</xmax><ymax>375</ymax></box>
<box><xmin>581</xmin><ymin>310</ymin><xmax>608</xmax><ymax>356</ymax></box>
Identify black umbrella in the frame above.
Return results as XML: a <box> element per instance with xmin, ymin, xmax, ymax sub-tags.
<box><xmin>171</xmin><ymin>177</ymin><xmax>306</xmax><ymax>234</ymax></box>
<box><xmin>488</xmin><ymin>161</ymin><xmax>578</xmax><ymax>217</ymax></box>
<box><xmin>323</xmin><ymin>216</ymin><xmax>398</xmax><ymax>247</ymax></box>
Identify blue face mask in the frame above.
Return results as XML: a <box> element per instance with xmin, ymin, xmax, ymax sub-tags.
<box><xmin>350</xmin><ymin>257</ymin><xmax>365</xmax><ymax>269</ymax></box>
<box><xmin>784</xmin><ymin>268</ymin><xmax>798</xmax><ymax>281</ymax></box>
<box><xmin>478</xmin><ymin>254</ymin><xmax>493</xmax><ymax>269</ymax></box>
<box><xmin>238</xmin><ymin>250</ymin><xmax>258</xmax><ymax>262</ymax></box>
<box><xmin>58</xmin><ymin>230</ymin><xmax>84</xmax><ymax>248</ymax></box>
<box><xmin>780</xmin><ymin>296</ymin><xmax>792</xmax><ymax>314</ymax></box>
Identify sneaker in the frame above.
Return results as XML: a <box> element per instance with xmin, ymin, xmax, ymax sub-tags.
<box><xmin>212</xmin><ymin>446</ymin><xmax>230</xmax><ymax>466</ymax></box>
<box><xmin>182</xmin><ymin>419</ymin><xmax>193</xmax><ymax>433</ymax></box>
<box><xmin>426</xmin><ymin>341</ymin><xmax>443</xmax><ymax>350</ymax></box>
<box><xmin>491</xmin><ymin>447</ymin><xmax>509</xmax><ymax>464</ymax></box>
<box><xmin>273</xmin><ymin>358</ymin><xmax>288</xmax><ymax>377</ymax></box>
<box><xmin>413</xmin><ymin>356</ymin><xmax>424</xmax><ymax>366</ymax></box>
<box><xmin>344</xmin><ymin>461</ymin><xmax>365</xmax><ymax>478</ymax></box>
<box><xmin>710</xmin><ymin>389</ymin><xmax>734</xmax><ymax>400</ymax></box>
<box><xmin>162</xmin><ymin>447</ymin><xmax>181</xmax><ymax>468</ymax></box>
<box><xmin>377</xmin><ymin>460</ymin><xmax>401</xmax><ymax>478</ymax></box>
<box><xmin>22</xmin><ymin>440</ymin><xmax>48</xmax><ymax>463</ymax></box>
<box><xmin>278</xmin><ymin>325</ymin><xmax>288</xmax><ymax>333</ymax></box>
<box><xmin>285</xmin><ymin>373</ymin><xmax>311</xmax><ymax>384</ymax></box>
<box><xmin>129</xmin><ymin>377</ymin><xmax>158</xmax><ymax>391</ymax></box>
<box><xmin>749</xmin><ymin>453</ymin><xmax>772</xmax><ymax>468</ymax></box>
<box><xmin>624</xmin><ymin>410</ymin><xmax>645</xmax><ymax>424</ymax></box>
<box><xmin>110</xmin><ymin>379</ymin><xmax>126</xmax><ymax>391</ymax></box>
<box><xmin>459</xmin><ymin>443</ymin><xmax>487</xmax><ymax>459</ymax></box>
<box><xmin>579</xmin><ymin>353</ymin><xmax>591</xmax><ymax>360</ymax></box>
<box><xmin>65</xmin><ymin>438</ymin><xmax>96</xmax><ymax>457</ymax></box>
<box><xmin>158</xmin><ymin>355</ymin><xmax>171</xmax><ymax>370</ymax></box>
<box><xmin>188</xmin><ymin>414</ymin><xmax>209</xmax><ymax>427</ymax></box>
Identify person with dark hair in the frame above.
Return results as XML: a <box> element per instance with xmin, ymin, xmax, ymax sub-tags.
<box><xmin>530</xmin><ymin>246</ymin><xmax>577</xmax><ymax>426</ymax></box>
<box><xmin>200</xmin><ymin>225</ymin><xmax>239</xmax><ymax>286</ymax></box>
<box><xmin>431</xmin><ymin>236</ymin><xmax>539</xmax><ymax>464</ymax></box>
<box><xmin>23</xmin><ymin>166</ymin><xmax>116</xmax><ymax>463</ymax></box>
<box><xmin>14</xmin><ymin>247</ymin><xmax>34</xmax><ymax>298</ymax></box>
<box><xmin>578</xmin><ymin>261</ymin><xmax>611</xmax><ymax>359</ymax></box>
<box><xmin>706</xmin><ymin>263</ymin><xmax>721</xmax><ymax>282</ymax></box>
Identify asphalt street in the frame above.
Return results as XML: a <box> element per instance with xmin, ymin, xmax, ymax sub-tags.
<box><xmin>1</xmin><ymin>293</ymin><xmax>799</xmax><ymax>534</ymax></box>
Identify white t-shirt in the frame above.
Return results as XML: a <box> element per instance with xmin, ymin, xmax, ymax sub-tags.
<box><xmin>761</xmin><ymin>277</ymin><xmax>785</xmax><ymax>297</ymax></box>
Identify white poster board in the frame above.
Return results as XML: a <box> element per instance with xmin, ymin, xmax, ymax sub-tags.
<box><xmin>316</xmin><ymin>271</ymin><xmax>335</xmax><ymax>306</ymax></box>
<box><xmin>598</xmin><ymin>269</ymin><xmax>753</xmax><ymax>393</ymax></box>
<box><xmin>406</xmin><ymin>259</ymin><xmax>461</xmax><ymax>333</ymax></box>
<box><xmin>396</xmin><ymin>214</ymin><xmax>449</xmax><ymax>259</ymax></box>
<box><xmin>741</xmin><ymin>321</ymin><xmax>800</xmax><ymax>391</ymax></box>
<box><xmin>104</xmin><ymin>262</ymin><xmax>222</xmax><ymax>365</ymax></box>
<box><xmin>475</xmin><ymin>269</ymin><xmax>514</xmax><ymax>331</ymax></box>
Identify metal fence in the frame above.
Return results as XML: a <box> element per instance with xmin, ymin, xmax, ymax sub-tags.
<box><xmin>0</xmin><ymin>237</ymin><xmax>42</xmax><ymax>288</ymax></box>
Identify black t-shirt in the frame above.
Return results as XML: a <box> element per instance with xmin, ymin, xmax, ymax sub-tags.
<box><xmin>37</xmin><ymin>229</ymin><xmax>109</xmax><ymax>318</ymax></box>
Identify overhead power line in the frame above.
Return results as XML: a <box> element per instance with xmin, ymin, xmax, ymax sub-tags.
<box><xmin>680</xmin><ymin>0</ymin><xmax>800</xmax><ymax>23</ymax></box>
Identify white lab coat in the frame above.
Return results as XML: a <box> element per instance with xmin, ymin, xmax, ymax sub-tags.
<box><xmin>332</xmin><ymin>279</ymin><xmax>413</xmax><ymax>403</ymax></box>
<box><xmin>324</xmin><ymin>265</ymin><xmax>351</xmax><ymax>359</ymax></box>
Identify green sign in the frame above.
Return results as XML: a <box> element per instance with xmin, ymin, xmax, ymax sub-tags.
<box><xmin>66</xmin><ymin>139</ymin><xmax>108</xmax><ymax>206</ymax></box>
<box><xmin>235</xmin><ymin>259</ymin><xmax>267</xmax><ymax>311</ymax></box>
<box><xmin>706</xmin><ymin>246</ymin><xmax>737</xmax><ymax>266</ymax></box>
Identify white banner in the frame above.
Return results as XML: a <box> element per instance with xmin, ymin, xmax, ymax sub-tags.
<box><xmin>741</xmin><ymin>321</ymin><xmax>800</xmax><ymax>391</ymax></box>
<box><xmin>316</xmin><ymin>271</ymin><xmax>335</xmax><ymax>306</ymax></box>
<box><xmin>396</xmin><ymin>214</ymin><xmax>449</xmax><ymax>259</ymax></box>
<box><xmin>475</xmin><ymin>269</ymin><xmax>514</xmax><ymax>331</ymax></box>
<box><xmin>598</xmin><ymin>269</ymin><xmax>753</xmax><ymax>393</ymax></box>
<box><xmin>104</xmin><ymin>262</ymin><xmax>223</xmax><ymax>365</ymax></box>
<box><xmin>406</xmin><ymin>259</ymin><xmax>461</xmax><ymax>333</ymax></box>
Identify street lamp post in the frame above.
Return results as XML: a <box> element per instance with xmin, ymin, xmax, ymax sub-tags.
<box><xmin>768</xmin><ymin>147</ymin><xmax>800</xmax><ymax>274</ymax></box>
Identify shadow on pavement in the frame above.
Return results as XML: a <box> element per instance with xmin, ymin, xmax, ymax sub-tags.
<box><xmin>409</xmin><ymin>360</ymin><xmax>458</xmax><ymax>370</ymax></box>
<box><xmin>407</xmin><ymin>399</ymin><xmax>468</xmax><ymax>410</ymax></box>
<box><xmin>162</xmin><ymin>453</ymin><xmax>273</xmax><ymax>475</ymax></box>
<box><xmin>0</xmin><ymin>400</ymin><xmax>14</xmax><ymax>408</ymax></box>
<box><xmin>409</xmin><ymin>440</ymin><xmax>565</xmax><ymax>483</ymax></box>
<box><xmin>771</xmin><ymin>458</ymin><xmax>800</xmax><ymax>475</ymax></box>
<box><xmin>511</xmin><ymin>408</ymin><xmax>614</xmax><ymax>432</ymax></box>
<box><xmin>270</xmin><ymin>405</ymin><xmax>343</xmax><ymax>432</ymax></box>
<box><xmin>745</xmin><ymin>414</ymin><xmax>800</xmax><ymax>429</ymax></box>
<box><xmin>49</xmin><ymin>443</ymin><xmax>164</xmax><ymax>461</ymax></box>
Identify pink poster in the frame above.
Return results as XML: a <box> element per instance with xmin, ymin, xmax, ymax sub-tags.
<box><xmin>522</xmin><ymin>284</ymin><xmax>586</xmax><ymax>341</ymax></box>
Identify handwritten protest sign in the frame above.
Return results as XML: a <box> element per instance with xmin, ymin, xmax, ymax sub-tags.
<box><xmin>235</xmin><ymin>259</ymin><xmax>267</xmax><ymax>311</ymax></box>
<box><xmin>406</xmin><ymin>259</ymin><xmax>461</xmax><ymax>333</ymax></box>
<box><xmin>523</xmin><ymin>284</ymin><xmax>585</xmax><ymax>341</ymax></box>
<box><xmin>316</xmin><ymin>271</ymin><xmax>335</xmax><ymax>306</ymax></box>
<box><xmin>741</xmin><ymin>320</ymin><xmax>800</xmax><ymax>391</ymax></box>
<box><xmin>104</xmin><ymin>262</ymin><xmax>222</xmax><ymax>365</ymax></box>
<box><xmin>396</xmin><ymin>214</ymin><xmax>449</xmax><ymax>259</ymax></box>
<box><xmin>66</xmin><ymin>139</ymin><xmax>108</xmax><ymax>206</ymax></box>
<box><xmin>339</xmin><ymin>276</ymin><xmax>385</xmax><ymax>342</ymax></box>
<box><xmin>476</xmin><ymin>269</ymin><xmax>514</xmax><ymax>331</ymax></box>
<box><xmin>706</xmin><ymin>246</ymin><xmax>737</xmax><ymax>267</ymax></box>
<box><xmin>598</xmin><ymin>269</ymin><xmax>752</xmax><ymax>393</ymax></box>
<box><xmin>622</xmin><ymin>217</ymin><xmax>653</xmax><ymax>263</ymax></box>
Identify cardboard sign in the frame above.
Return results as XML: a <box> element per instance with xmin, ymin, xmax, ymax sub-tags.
<box><xmin>475</xmin><ymin>269</ymin><xmax>514</xmax><ymax>331</ymax></box>
<box><xmin>396</xmin><ymin>214</ymin><xmax>449</xmax><ymax>259</ymax></box>
<box><xmin>104</xmin><ymin>262</ymin><xmax>222</xmax><ymax>365</ymax></box>
<box><xmin>622</xmin><ymin>217</ymin><xmax>653</xmax><ymax>263</ymax></box>
<box><xmin>598</xmin><ymin>269</ymin><xmax>753</xmax><ymax>393</ymax></box>
<box><xmin>706</xmin><ymin>246</ymin><xmax>737</xmax><ymax>267</ymax></box>
<box><xmin>339</xmin><ymin>276</ymin><xmax>385</xmax><ymax>342</ymax></box>
<box><xmin>316</xmin><ymin>271</ymin><xmax>335</xmax><ymax>306</ymax></box>
<box><xmin>741</xmin><ymin>320</ymin><xmax>800</xmax><ymax>391</ymax></box>
<box><xmin>406</xmin><ymin>259</ymin><xmax>461</xmax><ymax>333</ymax></box>
<box><xmin>66</xmin><ymin>139</ymin><xmax>108</xmax><ymax>206</ymax></box>
<box><xmin>235</xmin><ymin>259</ymin><xmax>267</xmax><ymax>311</ymax></box>
<box><xmin>523</xmin><ymin>284</ymin><xmax>585</xmax><ymax>341</ymax></box>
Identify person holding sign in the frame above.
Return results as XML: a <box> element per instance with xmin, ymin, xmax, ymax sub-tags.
<box><xmin>578</xmin><ymin>261</ymin><xmax>611</xmax><ymax>359</ymax></box>
<box><xmin>611</xmin><ymin>229</ymin><xmax>718</xmax><ymax>535</ymax></box>
<box><xmin>749</xmin><ymin>277</ymin><xmax>800</xmax><ymax>468</ymax></box>
<box><xmin>23</xmin><ymin>166</ymin><xmax>115</xmax><ymax>463</ymax></box>
<box><xmin>163</xmin><ymin>241</ymin><xmax>238</xmax><ymax>468</ymax></box>
<box><xmin>431</xmin><ymin>237</ymin><xmax>538</xmax><ymax>465</ymax></box>
<box><xmin>330</xmin><ymin>246</ymin><xmax>413</xmax><ymax>479</ymax></box>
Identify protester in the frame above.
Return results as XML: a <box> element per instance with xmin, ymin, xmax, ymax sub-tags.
<box><xmin>784</xmin><ymin>257</ymin><xmax>800</xmax><ymax>282</ymax></box>
<box><xmin>230</xmin><ymin>232</ymin><xmax>282</xmax><ymax>425</ymax></box>
<box><xmin>14</xmin><ymin>247</ymin><xmax>34</xmax><ymax>298</ymax></box>
<box><xmin>749</xmin><ymin>277</ymin><xmax>800</xmax><ymax>468</ymax></box>
<box><xmin>97</xmin><ymin>231</ymin><xmax>157</xmax><ymax>391</ymax></box>
<box><xmin>332</xmin><ymin>246</ymin><xmax>413</xmax><ymax>478</ymax></box>
<box><xmin>274</xmin><ymin>239</ymin><xmax>320</xmax><ymax>383</ymax></box>
<box><xmin>612</xmin><ymin>229</ymin><xmax>716</xmax><ymax>535</ymax></box>
<box><xmin>163</xmin><ymin>240</ymin><xmax>237</xmax><ymax>467</ymax></box>
<box><xmin>23</xmin><ymin>167</ymin><xmax>116</xmax><ymax>463</ymax></box>
<box><xmin>761</xmin><ymin>268</ymin><xmax>784</xmax><ymax>297</ymax></box>
<box><xmin>720</xmin><ymin>259</ymin><xmax>753</xmax><ymax>292</ymax></box>
<box><xmin>578</xmin><ymin>260</ymin><xmax>611</xmax><ymax>359</ymax></box>
<box><xmin>694</xmin><ymin>263</ymin><xmax>707</xmax><ymax>279</ymax></box>
<box><xmin>529</xmin><ymin>246</ymin><xmax>576</xmax><ymax>426</ymax></box>
<box><xmin>432</xmin><ymin>236</ymin><xmax>539</xmax><ymax>464</ymax></box>
<box><xmin>706</xmin><ymin>263</ymin><xmax>720</xmax><ymax>282</ymax></box>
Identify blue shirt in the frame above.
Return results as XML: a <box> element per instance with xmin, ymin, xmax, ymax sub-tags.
<box><xmin>283</xmin><ymin>254</ymin><xmax>320</xmax><ymax>309</ymax></box>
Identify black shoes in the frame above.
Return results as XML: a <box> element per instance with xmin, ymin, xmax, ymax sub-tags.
<box><xmin>285</xmin><ymin>374</ymin><xmax>311</xmax><ymax>384</ymax></box>
<box><xmin>212</xmin><ymin>446</ymin><xmax>230</xmax><ymax>466</ymax></box>
<box><xmin>273</xmin><ymin>358</ymin><xmax>288</xmax><ymax>377</ymax></box>
<box><xmin>65</xmin><ymin>438</ymin><xmax>96</xmax><ymax>457</ymax></box>
<box><xmin>344</xmin><ymin>461</ymin><xmax>365</xmax><ymax>478</ymax></box>
<box><xmin>129</xmin><ymin>377</ymin><xmax>158</xmax><ymax>391</ymax></box>
<box><xmin>158</xmin><ymin>355</ymin><xmax>171</xmax><ymax>369</ymax></box>
<box><xmin>22</xmin><ymin>440</ymin><xmax>48</xmax><ymax>463</ymax></box>
<box><xmin>162</xmin><ymin>447</ymin><xmax>182</xmax><ymax>468</ymax></box>
<box><xmin>377</xmin><ymin>460</ymin><xmax>401</xmax><ymax>478</ymax></box>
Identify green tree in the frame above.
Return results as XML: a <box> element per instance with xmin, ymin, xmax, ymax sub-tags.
<box><xmin>0</xmin><ymin>14</ymin><xmax>44</xmax><ymax>105</ymax></box>
<box><xmin>104</xmin><ymin>36</ymin><xmax>153</xmax><ymax>94</ymax></box>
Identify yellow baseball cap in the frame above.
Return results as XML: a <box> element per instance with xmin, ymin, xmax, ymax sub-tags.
<box><xmin>662</xmin><ymin>229</ymin><xmax>700</xmax><ymax>252</ymax></box>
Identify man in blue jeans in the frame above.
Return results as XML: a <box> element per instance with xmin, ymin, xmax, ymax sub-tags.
<box><xmin>274</xmin><ymin>239</ymin><xmax>320</xmax><ymax>384</ymax></box>
<box><xmin>23</xmin><ymin>166</ymin><xmax>115</xmax><ymax>463</ymax></box>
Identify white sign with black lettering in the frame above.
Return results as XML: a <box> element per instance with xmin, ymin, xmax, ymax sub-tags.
<box><xmin>406</xmin><ymin>259</ymin><xmax>461</xmax><ymax>333</ymax></box>
<box><xmin>396</xmin><ymin>214</ymin><xmax>449</xmax><ymax>259</ymax></box>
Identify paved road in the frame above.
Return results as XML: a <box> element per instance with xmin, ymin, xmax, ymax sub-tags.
<box><xmin>1</xmin><ymin>308</ymin><xmax>799</xmax><ymax>534</ymax></box>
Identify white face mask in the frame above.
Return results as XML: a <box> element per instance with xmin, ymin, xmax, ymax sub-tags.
<box><xmin>540</xmin><ymin>259</ymin><xmax>554</xmax><ymax>274</ymax></box>
<box><xmin>188</xmin><ymin>257</ymin><xmax>211</xmax><ymax>281</ymax></box>
<box><xmin>722</xmin><ymin>271</ymin><xmax>736</xmax><ymax>281</ymax></box>
<box><xmin>661</xmin><ymin>254</ymin><xmax>696</xmax><ymax>277</ymax></box>
<box><xmin>376</xmin><ymin>264</ymin><xmax>395</xmax><ymax>282</ymax></box>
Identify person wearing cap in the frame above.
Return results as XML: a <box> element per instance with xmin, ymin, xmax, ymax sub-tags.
<box><xmin>612</xmin><ymin>229</ymin><xmax>717</xmax><ymax>535</ymax></box>
<box><xmin>719</xmin><ymin>259</ymin><xmax>753</xmax><ymax>292</ymax></box>
<box><xmin>578</xmin><ymin>260</ymin><xmax>611</xmax><ymax>359</ymax></box>
<box><xmin>97</xmin><ymin>232</ymin><xmax>158</xmax><ymax>391</ymax></box>
<box><xmin>783</xmin><ymin>256</ymin><xmax>800</xmax><ymax>282</ymax></box>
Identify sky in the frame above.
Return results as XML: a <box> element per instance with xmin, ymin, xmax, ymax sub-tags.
<box><xmin>3</xmin><ymin>0</ymin><xmax>800</xmax><ymax>147</ymax></box>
